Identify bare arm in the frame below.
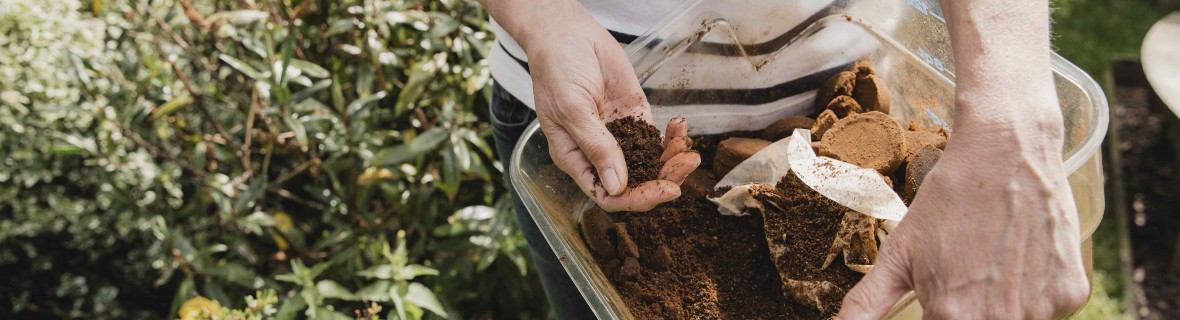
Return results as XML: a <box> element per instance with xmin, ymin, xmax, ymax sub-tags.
<box><xmin>839</xmin><ymin>1</ymin><xmax>1089</xmax><ymax>319</ymax></box>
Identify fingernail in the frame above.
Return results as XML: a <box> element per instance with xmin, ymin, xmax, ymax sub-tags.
<box><xmin>602</xmin><ymin>168</ymin><xmax>624</xmax><ymax>196</ymax></box>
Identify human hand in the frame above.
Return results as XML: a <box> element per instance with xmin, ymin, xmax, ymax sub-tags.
<box><xmin>837</xmin><ymin>125</ymin><xmax>1090</xmax><ymax>319</ymax></box>
<box><xmin>513</xmin><ymin>2</ymin><xmax>700</xmax><ymax>212</ymax></box>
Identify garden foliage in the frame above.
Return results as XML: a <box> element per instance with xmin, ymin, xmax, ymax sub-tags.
<box><xmin>0</xmin><ymin>0</ymin><xmax>544</xmax><ymax>318</ymax></box>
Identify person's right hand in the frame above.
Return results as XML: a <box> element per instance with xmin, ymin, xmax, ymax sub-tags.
<box><xmin>514</xmin><ymin>1</ymin><xmax>700</xmax><ymax>212</ymax></box>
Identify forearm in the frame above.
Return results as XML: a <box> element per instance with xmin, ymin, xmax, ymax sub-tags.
<box><xmin>939</xmin><ymin>0</ymin><xmax>1062</xmax><ymax>143</ymax></box>
<box><xmin>479</xmin><ymin>0</ymin><xmax>593</xmax><ymax>55</ymax></box>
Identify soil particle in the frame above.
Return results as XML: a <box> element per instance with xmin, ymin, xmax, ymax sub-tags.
<box><xmin>815</xmin><ymin>71</ymin><xmax>857</xmax><ymax>112</ymax></box>
<box><xmin>762</xmin><ymin>116</ymin><xmax>818</xmax><ymax>141</ymax></box>
<box><xmin>819</xmin><ymin>111</ymin><xmax>906</xmax><ymax>175</ymax></box>
<box><xmin>682</xmin><ymin>168</ymin><xmax>719</xmax><ymax>199</ymax></box>
<box><xmin>811</xmin><ymin>109</ymin><xmax>839</xmax><ymax>141</ymax></box>
<box><xmin>616</xmin><ymin>223</ymin><xmax>640</xmax><ymax>258</ymax></box>
<box><xmin>903</xmin><ymin>129</ymin><xmax>948</xmax><ymax>159</ymax></box>
<box><xmin>581</xmin><ymin>206</ymin><xmax>619</xmax><ymax>261</ymax></box>
<box><xmin>606</xmin><ymin>116</ymin><xmax>666</xmax><ymax>188</ymax></box>
<box><xmin>827</xmin><ymin>95</ymin><xmax>864</xmax><ymax>118</ymax></box>
<box><xmin>646</xmin><ymin>244</ymin><xmax>673</xmax><ymax>272</ymax></box>
<box><xmin>853</xmin><ymin>73</ymin><xmax>891</xmax><ymax>114</ymax></box>
<box><xmin>621</xmin><ymin>257</ymin><xmax>642</xmax><ymax>279</ymax></box>
<box><xmin>904</xmin><ymin>145</ymin><xmax>942</xmax><ymax>204</ymax></box>
<box><xmin>714</xmin><ymin>137</ymin><xmax>773</xmax><ymax>177</ymax></box>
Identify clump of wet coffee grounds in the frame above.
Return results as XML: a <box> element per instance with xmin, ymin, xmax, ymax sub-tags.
<box><xmin>605</xmin><ymin>116</ymin><xmax>665</xmax><ymax>188</ymax></box>
<box><xmin>819</xmin><ymin>111</ymin><xmax>906</xmax><ymax>175</ymax></box>
<box><xmin>814</xmin><ymin>60</ymin><xmax>891</xmax><ymax>116</ymax></box>
<box><xmin>713</xmin><ymin>137</ymin><xmax>773</xmax><ymax>177</ymax></box>
<box><xmin>753</xmin><ymin>172</ymin><xmax>867</xmax><ymax>317</ymax></box>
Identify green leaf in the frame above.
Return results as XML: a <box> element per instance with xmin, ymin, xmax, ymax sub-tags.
<box><xmin>274</xmin><ymin>290</ymin><xmax>306</xmax><ymax>320</ymax></box>
<box><xmin>373</xmin><ymin>127</ymin><xmax>448</xmax><ymax>166</ymax></box>
<box><xmin>355</xmin><ymin>281</ymin><xmax>392</xmax><ymax>302</ymax></box>
<box><xmin>207</xmin><ymin>10</ymin><xmax>269</xmax><ymax>25</ymax></box>
<box><xmin>404</xmin><ymin>282</ymin><xmax>447</xmax><ymax>318</ymax></box>
<box><xmin>437</xmin><ymin>144</ymin><xmax>460</xmax><ymax>197</ymax></box>
<box><xmin>293</xmin><ymin>79</ymin><xmax>332</xmax><ymax>103</ymax></box>
<box><xmin>389</xmin><ymin>283</ymin><xmax>408</xmax><ymax>320</ymax></box>
<box><xmin>219</xmin><ymin>54</ymin><xmax>269</xmax><ymax>80</ymax></box>
<box><xmin>206</xmin><ymin>262</ymin><xmax>258</xmax><ymax>288</ymax></box>
<box><xmin>346</xmin><ymin>91</ymin><xmax>387</xmax><ymax>119</ymax></box>
<box><xmin>316</xmin><ymin>280</ymin><xmax>357</xmax><ymax>301</ymax></box>
<box><xmin>393</xmin><ymin>62</ymin><xmax>437</xmax><ymax>116</ymax></box>
<box><xmin>356</xmin><ymin>265</ymin><xmax>393</xmax><ymax>279</ymax></box>
<box><xmin>152</xmin><ymin>95</ymin><xmax>193</xmax><ymax>120</ymax></box>
<box><xmin>327</xmin><ymin>19</ymin><xmax>356</xmax><ymax>35</ymax></box>
<box><xmin>395</xmin><ymin>264</ymin><xmax>439</xmax><ymax>281</ymax></box>
<box><xmin>290</xmin><ymin>59</ymin><xmax>330</xmax><ymax>78</ymax></box>
<box><xmin>168</xmin><ymin>277</ymin><xmax>195</xmax><ymax>318</ymax></box>
<box><xmin>283</xmin><ymin>116</ymin><xmax>308</xmax><ymax>151</ymax></box>
<box><xmin>235</xmin><ymin>176</ymin><xmax>268</xmax><ymax>215</ymax></box>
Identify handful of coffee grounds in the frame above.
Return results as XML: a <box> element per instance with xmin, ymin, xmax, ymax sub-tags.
<box><xmin>605</xmin><ymin>116</ymin><xmax>665</xmax><ymax>188</ymax></box>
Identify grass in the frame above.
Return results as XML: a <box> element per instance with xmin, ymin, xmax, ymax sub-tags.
<box><xmin>1049</xmin><ymin>0</ymin><xmax>1176</xmax><ymax>317</ymax></box>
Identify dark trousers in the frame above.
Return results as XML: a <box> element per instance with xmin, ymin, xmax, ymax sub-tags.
<box><xmin>490</xmin><ymin>84</ymin><xmax>595</xmax><ymax>320</ymax></box>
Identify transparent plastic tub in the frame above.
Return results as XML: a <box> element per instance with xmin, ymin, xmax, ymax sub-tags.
<box><xmin>509</xmin><ymin>0</ymin><xmax>1108</xmax><ymax>318</ymax></box>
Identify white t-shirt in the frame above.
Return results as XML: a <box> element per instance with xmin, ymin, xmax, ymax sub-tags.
<box><xmin>488</xmin><ymin>0</ymin><xmax>891</xmax><ymax>121</ymax></box>
<box><xmin>488</xmin><ymin>0</ymin><xmax>680</xmax><ymax>108</ymax></box>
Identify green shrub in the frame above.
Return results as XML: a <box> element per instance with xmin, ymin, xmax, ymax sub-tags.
<box><xmin>0</xmin><ymin>0</ymin><xmax>545</xmax><ymax>319</ymax></box>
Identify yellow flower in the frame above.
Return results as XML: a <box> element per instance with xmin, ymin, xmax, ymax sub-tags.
<box><xmin>178</xmin><ymin>296</ymin><xmax>222</xmax><ymax>320</ymax></box>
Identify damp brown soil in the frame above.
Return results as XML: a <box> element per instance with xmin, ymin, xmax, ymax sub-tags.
<box><xmin>605</xmin><ymin>116</ymin><xmax>666</xmax><ymax>188</ymax></box>
<box><xmin>592</xmin><ymin>134</ymin><xmax>863</xmax><ymax>320</ymax></box>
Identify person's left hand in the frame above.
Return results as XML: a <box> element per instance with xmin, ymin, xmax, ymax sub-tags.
<box><xmin>835</xmin><ymin>123</ymin><xmax>1091</xmax><ymax>319</ymax></box>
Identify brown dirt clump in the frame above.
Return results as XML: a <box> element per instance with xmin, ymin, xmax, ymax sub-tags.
<box><xmin>815</xmin><ymin>71</ymin><xmax>857</xmax><ymax>112</ymax></box>
<box><xmin>819</xmin><ymin>111</ymin><xmax>906</xmax><ymax>175</ymax></box>
<box><xmin>903</xmin><ymin>129</ymin><xmax>948</xmax><ymax>159</ymax></box>
<box><xmin>826</xmin><ymin>95</ymin><xmax>864</xmax><ymax>118</ymax></box>
<box><xmin>815</xmin><ymin>60</ymin><xmax>891</xmax><ymax>116</ymax></box>
<box><xmin>904</xmin><ymin>145</ymin><xmax>943</xmax><ymax>204</ymax></box>
<box><xmin>581</xmin><ymin>206</ymin><xmax>619</xmax><ymax>261</ymax></box>
<box><xmin>853</xmin><ymin>74</ymin><xmax>891</xmax><ymax>114</ymax></box>
<box><xmin>713</xmin><ymin>137</ymin><xmax>773</xmax><ymax>177</ymax></box>
<box><xmin>606</xmin><ymin>116</ymin><xmax>665</xmax><ymax>188</ymax></box>
<box><xmin>682</xmin><ymin>168</ymin><xmax>719</xmax><ymax>199</ymax></box>
<box><xmin>762</xmin><ymin>116</ymin><xmax>818</xmax><ymax>141</ymax></box>
<box><xmin>811</xmin><ymin>109</ymin><xmax>839</xmax><ymax>141</ymax></box>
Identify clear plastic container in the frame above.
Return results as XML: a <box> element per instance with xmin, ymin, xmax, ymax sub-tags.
<box><xmin>509</xmin><ymin>0</ymin><xmax>1109</xmax><ymax>318</ymax></box>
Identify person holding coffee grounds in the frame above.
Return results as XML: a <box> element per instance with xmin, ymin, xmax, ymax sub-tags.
<box><xmin>478</xmin><ymin>0</ymin><xmax>1089</xmax><ymax>319</ymax></box>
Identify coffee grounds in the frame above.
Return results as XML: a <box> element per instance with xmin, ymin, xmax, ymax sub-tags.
<box><xmin>606</xmin><ymin>116</ymin><xmax>665</xmax><ymax>188</ymax></box>
<box><xmin>762</xmin><ymin>116</ymin><xmax>818</xmax><ymax>141</ymax></box>
<box><xmin>601</xmin><ymin>196</ymin><xmax>806</xmax><ymax>320</ymax></box>
<box><xmin>755</xmin><ymin>172</ymin><xmax>866</xmax><ymax>317</ymax></box>
<box><xmin>819</xmin><ymin>111</ymin><xmax>906</xmax><ymax>175</ymax></box>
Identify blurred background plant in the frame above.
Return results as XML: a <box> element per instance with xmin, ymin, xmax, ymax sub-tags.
<box><xmin>0</xmin><ymin>0</ymin><xmax>546</xmax><ymax>318</ymax></box>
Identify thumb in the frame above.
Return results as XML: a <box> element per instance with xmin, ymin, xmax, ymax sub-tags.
<box><xmin>838</xmin><ymin>238</ymin><xmax>913</xmax><ymax>320</ymax></box>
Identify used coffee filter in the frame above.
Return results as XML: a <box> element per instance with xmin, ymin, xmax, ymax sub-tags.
<box><xmin>710</xmin><ymin>129</ymin><xmax>907</xmax><ymax>222</ymax></box>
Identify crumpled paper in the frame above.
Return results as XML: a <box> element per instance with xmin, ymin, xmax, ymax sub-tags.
<box><xmin>708</xmin><ymin>129</ymin><xmax>907</xmax><ymax>221</ymax></box>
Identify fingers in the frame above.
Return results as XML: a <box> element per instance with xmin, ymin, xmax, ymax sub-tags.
<box><xmin>661</xmin><ymin>136</ymin><xmax>692</xmax><ymax>161</ymax></box>
<box><xmin>659</xmin><ymin>152</ymin><xmax>701</xmax><ymax>184</ymax></box>
<box><xmin>596</xmin><ymin>180</ymin><xmax>681</xmax><ymax>212</ymax></box>
<box><xmin>545</xmin><ymin>125</ymin><xmax>612</xmax><ymax>198</ymax></box>
<box><xmin>664</xmin><ymin>116</ymin><xmax>689</xmax><ymax>146</ymax></box>
<box><xmin>559</xmin><ymin>108</ymin><xmax>629</xmax><ymax>196</ymax></box>
<box><xmin>837</xmin><ymin>238</ymin><xmax>912</xmax><ymax>320</ymax></box>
